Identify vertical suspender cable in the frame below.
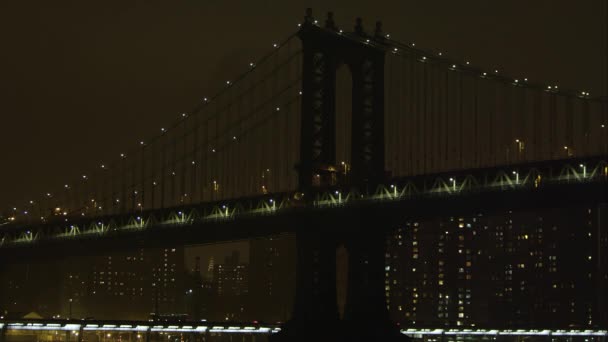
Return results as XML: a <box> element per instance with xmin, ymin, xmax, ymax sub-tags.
<box><xmin>130</xmin><ymin>153</ymin><xmax>135</xmax><ymax>212</ymax></box>
<box><xmin>141</xmin><ymin>144</ymin><xmax>145</xmax><ymax>210</ymax></box>
<box><xmin>549</xmin><ymin>92</ymin><xmax>557</xmax><ymax>159</ymax></box>
<box><xmin>160</xmin><ymin>132</ymin><xmax>166</xmax><ymax>210</ymax></box>
<box><xmin>235</xmin><ymin>84</ymin><xmax>243</xmax><ymax>198</ymax></box>
<box><xmin>503</xmin><ymin>82</ymin><xmax>511</xmax><ymax>164</ymax></box>
<box><xmin>565</xmin><ymin>95</ymin><xmax>574</xmax><ymax>158</ymax></box>
<box><xmin>181</xmin><ymin>118</ymin><xmax>187</xmax><ymax>204</ymax></box>
<box><xmin>532</xmin><ymin>89</ymin><xmax>541</xmax><ymax>162</ymax></box>
<box><xmin>413</xmin><ymin>58</ymin><xmax>420</xmax><ymax>174</ymax></box>
<box><xmin>582</xmin><ymin>98</ymin><xmax>590</xmax><ymax>157</ymax></box>
<box><xmin>200</xmin><ymin>110</ymin><xmax>207</xmax><ymax>203</ymax></box>
<box><xmin>273</xmin><ymin>44</ymin><xmax>280</xmax><ymax>193</ymax></box>
<box><xmin>422</xmin><ymin>61</ymin><xmax>428</xmax><ymax>174</ymax></box>
<box><xmin>458</xmin><ymin>71</ymin><xmax>464</xmax><ymax>169</ymax></box>
<box><xmin>192</xmin><ymin>107</ymin><xmax>198</xmax><ymax>204</ymax></box>
<box><xmin>151</xmin><ymin>138</ymin><xmax>156</xmax><ymax>209</ymax></box>
<box><xmin>121</xmin><ymin>155</ymin><xmax>126</xmax><ymax>214</ymax></box>
<box><xmin>602</xmin><ymin>100</ymin><xmax>608</xmax><ymax>154</ymax></box>
<box><xmin>473</xmin><ymin>76</ymin><xmax>479</xmax><ymax>167</ymax></box>
<box><xmin>171</xmin><ymin>129</ymin><xmax>177</xmax><ymax>206</ymax></box>
<box><xmin>444</xmin><ymin>66</ymin><xmax>450</xmax><ymax>170</ymax></box>
<box><xmin>398</xmin><ymin>54</ymin><xmax>405</xmax><ymax>176</ymax></box>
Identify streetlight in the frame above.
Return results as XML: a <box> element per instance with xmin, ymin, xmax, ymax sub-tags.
<box><xmin>512</xmin><ymin>171</ymin><xmax>519</xmax><ymax>184</ymax></box>
<box><xmin>515</xmin><ymin>139</ymin><xmax>524</xmax><ymax>159</ymax></box>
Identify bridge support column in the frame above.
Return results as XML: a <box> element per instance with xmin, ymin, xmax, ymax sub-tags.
<box><xmin>342</xmin><ymin>213</ymin><xmax>407</xmax><ymax>342</ymax></box>
<box><xmin>598</xmin><ymin>203</ymin><xmax>608</xmax><ymax>327</ymax></box>
<box><xmin>270</xmin><ymin>218</ymin><xmax>340</xmax><ymax>342</ymax></box>
<box><xmin>0</xmin><ymin>324</ymin><xmax>7</xmax><ymax>342</ymax></box>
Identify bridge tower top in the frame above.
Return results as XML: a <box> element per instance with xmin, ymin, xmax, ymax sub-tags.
<box><xmin>297</xmin><ymin>9</ymin><xmax>387</xmax><ymax>193</ymax></box>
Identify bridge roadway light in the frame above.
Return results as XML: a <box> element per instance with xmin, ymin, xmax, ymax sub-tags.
<box><xmin>512</xmin><ymin>171</ymin><xmax>519</xmax><ymax>184</ymax></box>
<box><xmin>449</xmin><ymin>178</ymin><xmax>456</xmax><ymax>191</ymax></box>
<box><xmin>390</xmin><ymin>184</ymin><xmax>397</xmax><ymax>197</ymax></box>
<box><xmin>580</xmin><ymin>164</ymin><xmax>586</xmax><ymax>178</ymax></box>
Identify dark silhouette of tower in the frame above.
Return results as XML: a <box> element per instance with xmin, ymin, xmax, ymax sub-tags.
<box><xmin>273</xmin><ymin>8</ymin><xmax>407</xmax><ymax>342</ymax></box>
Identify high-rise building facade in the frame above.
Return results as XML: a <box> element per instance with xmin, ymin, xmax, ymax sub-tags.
<box><xmin>211</xmin><ymin>251</ymin><xmax>249</xmax><ymax>321</ymax></box>
<box><xmin>385</xmin><ymin>206</ymin><xmax>608</xmax><ymax>329</ymax></box>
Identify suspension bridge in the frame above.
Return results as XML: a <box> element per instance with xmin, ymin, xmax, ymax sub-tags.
<box><xmin>1</xmin><ymin>8</ymin><xmax>607</xmax><ymax>342</ymax></box>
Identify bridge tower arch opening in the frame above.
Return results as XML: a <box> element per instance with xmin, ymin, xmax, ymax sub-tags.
<box><xmin>335</xmin><ymin>243</ymin><xmax>349</xmax><ymax>319</ymax></box>
<box><xmin>335</xmin><ymin>64</ymin><xmax>353</xmax><ymax>182</ymax></box>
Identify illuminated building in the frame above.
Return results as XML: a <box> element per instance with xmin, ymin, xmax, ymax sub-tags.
<box><xmin>386</xmin><ymin>206</ymin><xmax>607</xmax><ymax>328</ymax></box>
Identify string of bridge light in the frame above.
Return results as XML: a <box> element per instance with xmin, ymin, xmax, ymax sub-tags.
<box><xmin>10</xmin><ymin>95</ymin><xmax>300</xmax><ymax>224</ymax></box>
<box><xmin>29</xmin><ymin>85</ymin><xmax>301</xmax><ymax>222</ymax></box>
<box><xmin>298</xmin><ymin>12</ymin><xmax>603</xmax><ymax>104</ymax></box>
<box><xmin>4</xmin><ymin>33</ymin><xmax>299</xmax><ymax>224</ymax></box>
<box><xmin>298</xmin><ymin>13</ymin><xmax>607</xmax><ymax>165</ymax></box>
<box><xmin>386</xmin><ymin>40</ymin><xmax>598</xmax><ymax>101</ymax></box>
<box><xmin>105</xmin><ymin>86</ymin><xmax>302</xmax><ymax>208</ymax></box>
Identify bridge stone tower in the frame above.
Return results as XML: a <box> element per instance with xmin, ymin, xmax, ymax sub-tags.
<box><xmin>273</xmin><ymin>9</ymin><xmax>406</xmax><ymax>342</ymax></box>
<box><xmin>297</xmin><ymin>9</ymin><xmax>386</xmax><ymax>191</ymax></box>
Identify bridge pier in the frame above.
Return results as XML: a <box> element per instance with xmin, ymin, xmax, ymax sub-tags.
<box><xmin>271</xmin><ymin>212</ymin><xmax>407</xmax><ymax>342</ymax></box>
<box><xmin>598</xmin><ymin>202</ymin><xmax>608</xmax><ymax>327</ymax></box>
<box><xmin>0</xmin><ymin>324</ymin><xmax>6</xmax><ymax>342</ymax></box>
<box><xmin>271</xmin><ymin>218</ymin><xmax>341</xmax><ymax>342</ymax></box>
<box><xmin>341</xmin><ymin>213</ymin><xmax>407</xmax><ymax>342</ymax></box>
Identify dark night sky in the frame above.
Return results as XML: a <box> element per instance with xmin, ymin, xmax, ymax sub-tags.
<box><xmin>0</xmin><ymin>0</ymin><xmax>606</xmax><ymax>211</ymax></box>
